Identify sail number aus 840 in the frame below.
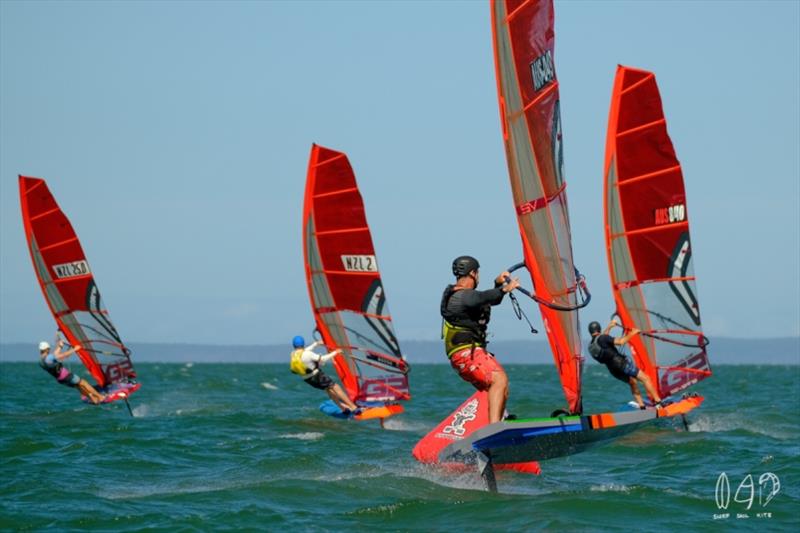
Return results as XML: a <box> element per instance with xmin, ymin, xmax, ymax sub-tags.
<box><xmin>52</xmin><ymin>260</ymin><xmax>91</xmax><ymax>279</ymax></box>
<box><xmin>341</xmin><ymin>255</ymin><xmax>377</xmax><ymax>272</ymax></box>
<box><xmin>654</xmin><ymin>203</ymin><xmax>686</xmax><ymax>226</ymax></box>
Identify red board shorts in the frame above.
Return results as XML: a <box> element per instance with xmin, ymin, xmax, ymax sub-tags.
<box><xmin>449</xmin><ymin>346</ymin><xmax>504</xmax><ymax>391</ymax></box>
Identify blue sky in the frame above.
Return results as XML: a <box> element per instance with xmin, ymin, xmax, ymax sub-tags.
<box><xmin>1</xmin><ymin>0</ymin><xmax>798</xmax><ymax>345</ymax></box>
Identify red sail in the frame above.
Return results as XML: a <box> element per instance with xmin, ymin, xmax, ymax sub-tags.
<box><xmin>302</xmin><ymin>144</ymin><xmax>410</xmax><ymax>405</ymax></box>
<box><xmin>491</xmin><ymin>0</ymin><xmax>585</xmax><ymax>413</ymax></box>
<box><xmin>19</xmin><ymin>176</ymin><xmax>137</xmax><ymax>388</ymax></box>
<box><xmin>603</xmin><ymin>66</ymin><xmax>711</xmax><ymax>398</ymax></box>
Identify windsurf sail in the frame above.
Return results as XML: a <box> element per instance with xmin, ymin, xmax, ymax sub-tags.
<box><xmin>491</xmin><ymin>0</ymin><xmax>588</xmax><ymax>414</ymax></box>
<box><xmin>19</xmin><ymin>176</ymin><xmax>138</xmax><ymax>395</ymax></box>
<box><xmin>302</xmin><ymin>144</ymin><xmax>410</xmax><ymax>407</ymax></box>
<box><xmin>603</xmin><ymin>66</ymin><xmax>711</xmax><ymax>398</ymax></box>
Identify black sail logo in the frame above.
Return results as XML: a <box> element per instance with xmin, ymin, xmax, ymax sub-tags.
<box><xmin>86</xmin><ymin>280</ymin><xmax>123</xmax><ymax>345</ymax></box>
<box><xmin>667</xmin><ymin>233</ymin><xmax>701</xmax><ymax>326</ymax></box>
<box><xmin>530</xmin><ymin>50</ymin><xmax>555</xmax><ymax>91</ymax></box>
<box><xmin>362</xmin><ymin>279</ymin><xmax>401</xmax><ymax>357</ymax></box>
<box><xmin>552</xmin><ymin>100</ymin><xmax>564</xmax><ymax>187</ymax></box>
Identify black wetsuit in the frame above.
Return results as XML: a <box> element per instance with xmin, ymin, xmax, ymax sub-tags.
<box><xmin>589</xmin><ymin>334</ymin><xmax>639</xmax><ymax>383</ymax></box>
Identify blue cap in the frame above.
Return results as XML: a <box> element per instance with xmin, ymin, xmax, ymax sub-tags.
<box><xmin>292</xmin><ymin>335</ymin><xmax>305</xmax><ymax>348</ymax></box>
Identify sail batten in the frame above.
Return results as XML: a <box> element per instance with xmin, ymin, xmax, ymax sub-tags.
<box><xmin>302</xmin><ymin>144</ymin><xmax>410</xmax><ymax>406</ymax></box>
<box><xmin>617</xmin><ymin>118</ymin><xmax>668</xmax><ymax>138</ymax></box>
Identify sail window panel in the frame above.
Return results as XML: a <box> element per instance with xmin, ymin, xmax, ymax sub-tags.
<box><xmin>32</xmin><ymin>239</ymin><xmax>70</xmax><ymax>314</ymax></box>
<box><xmin>508</xmin><ymin>114</ymin><xmax>544</xmax><ymax>203</ymax></box>
<box><xmin>640</xmin><ymin>280</ymin><xmax>703</xmax><ymax>334</ymax></box>
<box><xmin>606</xmin><ymin>164</ymin><xmax>626</xmax><ymax>236</ymax></box>
<box><xmin>553</xmin><ymin>310</ymin><xmax>581</xmax><ymax>360</ymax></box>
<box><xmin>306</xmin><ymin>218</ymin><xmax>336</xmax><ymax>311</ymax></box>
<box><xmin>319</xmin><ymin>310</ymin><xmax>397</xmax><ymax>362</ymax></box>
<box><xmin>310</xmin><ymin>273</ymin><xmax>335</xmax><ymax>310</ymax></box>
<box><xmin>616</xmin><ymin>123</ymin><xmax>678</xmax><ymax>183</ymax></box>
<box><xmin>305</xmin><ymin>218</ymin><xmax>323</xmax><ymax>270</ymax></box>
<box><xmin>519</xmin><ymin>211</ymin><xmax>565</xmax><ymax>298</ymax></box>
<box><xmin>610</xmin><ymin>238</ymin><xmax>637</xmax><ymax>284</ymax></box>
<box><xmin>617</xmin><ymin>286</ymin><xmax>658</xmax><ymax>366</ymax></box>
<box><xmin>650</xmin><ymin>332</ymin><xmax>706</xmax><ymax>367</ymax></box>
<box><xmin>617</xmin><ymin>74</ymin><xmax>664</xmax><ymax>133</ymax></box>
<box><xmin>547</xmin><ymin>194</ymin><xmax>578</xmax><ymax>299</ymax></box>
<box><xmin>317</xmin><ymin>312</ymin><xmax>359</xmax><ymax>378</ymax></box>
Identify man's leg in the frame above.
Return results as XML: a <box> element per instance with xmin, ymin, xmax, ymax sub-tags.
<box><xmin>636</xmin><ymin>371</ymin><xmax>662</xmax><ymax>404</ymax></box>
<box><xmin>487</xmin><ymin>370</ymin><xmax>509</xmax><ymax>424</ymax></box>
<box><xmin>328</xmin><ymin>384</ymin><xmax>358</xmax><ymax>411</ymax></box>
<box><xmin>77</xmin><ymin>379</ymin><xmax>105</xmax><ymax>404</ymax></box>
<box><xmin>628</xmin><ymin>377</ymin><xmax>645</xmax><ymax>408</ymax></box>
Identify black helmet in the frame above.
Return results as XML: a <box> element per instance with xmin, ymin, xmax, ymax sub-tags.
<box><xmin>452</xmin><ymin>255</ymin><xmax>480</xmax><ymax>277</ymax></box>
<box><xmin>588</xmin><ymin>321</ymin><xmax>602</xmax><ymax>335</ymax></box>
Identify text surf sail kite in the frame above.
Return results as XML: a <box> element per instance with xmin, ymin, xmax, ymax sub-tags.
<box><xmin>19</xmin><ymin>176</ymin><xmax>139</xmax><ymax>398</ymax></box>
<box><xmin>491</xmin><ymin>0</ymin><xmax>588</xmax><ymax>414</ymax></box>
<box><xmin>603</xmin><ymin>66</ymin><xmax>712</xmax><ymax>399</ymax></box>
<box><xmin>302</xmin><ymin>144</ymin><xmax>410</xmax><ymax>410</ymax></box>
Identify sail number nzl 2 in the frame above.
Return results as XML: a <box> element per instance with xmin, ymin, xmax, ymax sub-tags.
<box><xmin>341</xmin><ymin>255</ymin><xmax>378</xmax><ymax>273</ymax></box>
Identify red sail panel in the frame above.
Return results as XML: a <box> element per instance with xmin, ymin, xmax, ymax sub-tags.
<box><xmin>603</xmin><ymin>66</ymin><xmax>711</xmax><ymax>398</ymax></box>
<box><xmin>19</xmin><ymin>176</ymin><xmax>137</xmax><ymax>387</ymax></box>
<box><xmin>491</xmin><ymin>0</ymin><xmax>584</xmax><ymax>413</ymax></box>
<box><xmin>302</xmin><ymin>144</ymin><xmax>410</xmax><ymax>404</ymax></box>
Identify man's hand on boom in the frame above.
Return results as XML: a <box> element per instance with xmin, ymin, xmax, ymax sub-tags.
<box><xmin>498</xmin><ymin>271</ymin><xmax>520</xmax><ymax>293</ymax></box>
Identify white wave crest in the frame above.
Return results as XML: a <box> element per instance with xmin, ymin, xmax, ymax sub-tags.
<box><xmin>590</xmin><ymin>483</ymin><xmax>631</xmax><ymax>493</ymax></box>
<box><xmin>279</xmin><ymin>432</ymin><xmax>324</xmax><ymax>441</ymax></box>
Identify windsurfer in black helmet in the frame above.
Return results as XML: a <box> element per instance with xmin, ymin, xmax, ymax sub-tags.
<box><xmin>441</xmin><ymin>255</ymin><xmax>520</xmax><ymax>423</ymax></box>
<box><xmin>587</xmin><ymin>320</ymin><xmax>663</xmax><ymax>409</ymax></box>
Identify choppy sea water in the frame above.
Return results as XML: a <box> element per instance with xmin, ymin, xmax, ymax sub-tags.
<box><xmin>1</xmin><ymin>362</ymin><xmax>798</xmax><ymax>531</ymax></box>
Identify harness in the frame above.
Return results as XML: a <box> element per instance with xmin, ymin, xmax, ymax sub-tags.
<box><xmin>440</xmin><ymin>285</ymin><xmax>491</xmax><ymax>357</ymax></box>
<box><xmin>289</xmin><ymin>348</ymin><xmax>318</xmax><ymax>377</ymax></box>
<box><xmin>39</xmin><ymin>355</ymin><xmax>65</xmax><ymax>381</ymax></box>
<box><xmin>589</xmin><ymin>334</ymin><xmax>627</xmax><ymax>373</ymax></box>
<box><xmin>588</xmin><ymin>335</ymin><xmax>604</xmax><ymax>362</ymax></box>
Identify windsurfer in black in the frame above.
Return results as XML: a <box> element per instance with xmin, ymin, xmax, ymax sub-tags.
<box><xmin>441</xmin><ymin>256</ymin><xmax>520</xmax><ymax>424</ymax></box>
<box><xmin>38</xmin><ymin>338</ymin><xmax>105</xmax><ymax>404</ymax></box>
<box><xmin>587</xmin><ymin>320</ymin><xmax>663</xmax><ymax>409</ymax></box>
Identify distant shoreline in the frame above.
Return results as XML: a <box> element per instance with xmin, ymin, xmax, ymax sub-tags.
<box><xmin>2</xmin><ymin>337</ymin><xmax>798</xmax><ymax>364</ymax></box>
